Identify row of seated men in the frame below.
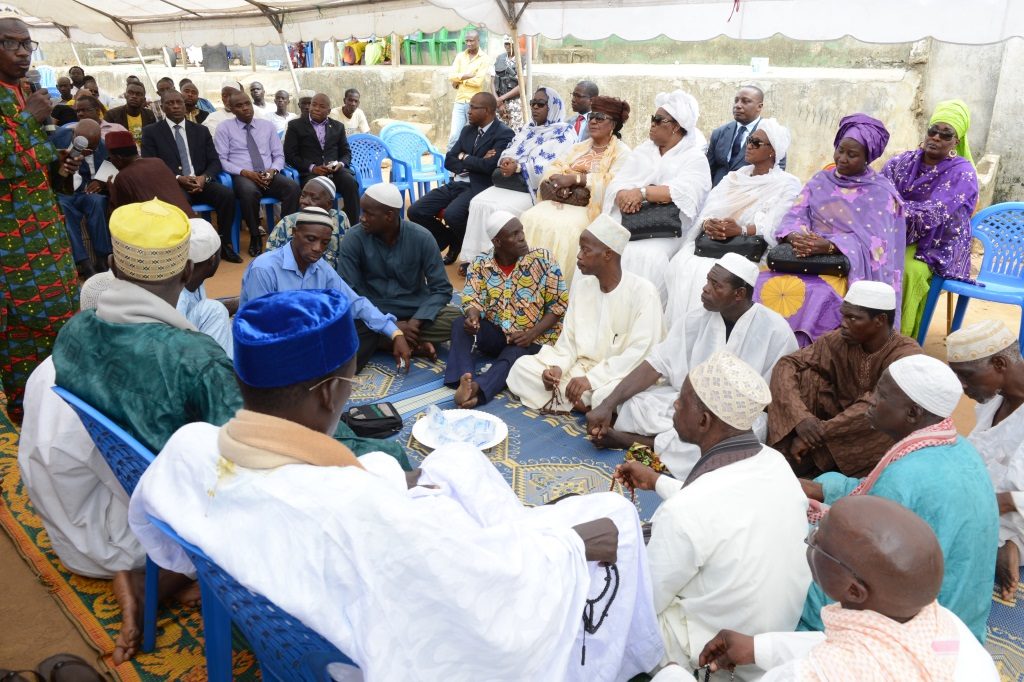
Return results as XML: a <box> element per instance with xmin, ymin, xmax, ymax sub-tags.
<box><xmin>19</xmin><ymin>189</ymin><xmax>1018</xmax><ymax>678</ymax></box>
<box><xmin>47</xmin><ymin>79</ymin><xmax>365</xmax><ymax>277</ymax></box>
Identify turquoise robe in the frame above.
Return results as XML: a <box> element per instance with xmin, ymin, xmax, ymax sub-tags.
<box><xmin>799</xmin><ymin>437</ymin><xmax>998</xmax><ymax>642</ymax></box>
<box><xmin>53</xmin><ymin>310</ymin><xmax>410</xmax><ymax>468</ymax></box>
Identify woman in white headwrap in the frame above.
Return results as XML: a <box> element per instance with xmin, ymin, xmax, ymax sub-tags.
<box><xmin>459</xmin><ymin>87</ymin><xmax>576</xmax><ymax>264</ymax></box>
<box><xmin>603</xmin><ymin>90</ymin><xmax>711</xmax><ymax>304</ymax></box>
<box><xmin>664</xmin><ymin>117</ymin><xmax>802</xmax><ymax>326</ymax></box>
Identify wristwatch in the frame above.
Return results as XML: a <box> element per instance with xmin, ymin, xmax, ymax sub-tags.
<box><xmin>639</xmin><ymin>186</ymin><xmax>647</xmax><ymax>202</ymax></box>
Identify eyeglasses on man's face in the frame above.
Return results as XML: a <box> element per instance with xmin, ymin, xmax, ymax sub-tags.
<box><xmin>0</xmin><ymin>39</ymin><xmax>38</xmax><ymax>53</ymax></box>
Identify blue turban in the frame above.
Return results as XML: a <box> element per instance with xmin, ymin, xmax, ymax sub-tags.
<box><xmin>833</xmin><ymin>113</ymin><xmax>890</xmax><ymax>164</ymax></box>
<box><xmin>233</xmin><ymin>289</ymin><xmax>358</xmax><ymax>388</ymax></box>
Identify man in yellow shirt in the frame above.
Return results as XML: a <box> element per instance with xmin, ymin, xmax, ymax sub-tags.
<box><xmin>446</xmin><ymin>30</ymin><xmax>490</xmax><ymax>149</ymax></box>
<box><xmin>104</xmin><ymin>82</ymin><xmax>155</xmax><ymax>148</ymax></box>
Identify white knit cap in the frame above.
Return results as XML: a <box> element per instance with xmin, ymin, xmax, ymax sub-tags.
<box><xmin>888</xmin><ymin>355</ymin><xmax>963</xmax><ymax>418</ymax></box>
<box><xmin>220</xmin><ymin>80</ymin><xmax>243</xmax><ymax>91</ymax></box>
<box><xmin>486</xmin><ymin>210</ymin><xmax>518</xmax><ymax>240</ymax></box>
<box><xmin>716</xmin><ymin>252</ymin><xmax>759</xmax><ymax>288</ymax></box>
<box><xmin>363</xmin><ymin>183</ymin><xmax>404</xmax><ymax>209</ymax></box>
<box><xmin>947</xmin><ymin>320</ymin><xmax>1017</xmax><ymax>363</ymax></box>
<box><xmin>298</xmin><ymin>89</ymin><xmax>316</xmax><ymax>99</ymax></box>
<box><xmin>844</xmin><ymin>280</ymin><xmax>896</xmax><ymax>310</ymax></box>
<box><xmin>295</xmin><ymin>206</ymin><xmax>336</xmax><ymax>229</ymax></box>
<box><xmin>756</xmin><ymin>118</ymin><xmax>791</xmax><ymax>165</ymax></box>
<box><xmin>307</xmin><ymin>175</ymin><xmax>336</xmax><ymax>197</ymax></box>
<box><xmin>79</xmin><ymin>271</ymin><xmax>115</xmax><ymax>311</ymax></box>
<box><xmin>585</xmin><ymin>214</ymin><xmax>630</xmax><ymax>255</ymax></box>
<box><xmin>655</xmin><ymin>90</ymin><xmax>699</xmax><ymax>133</ymax></box>
<box><xmin>689</xmin><ymin>350</ymin><xmax>772</xmax><ymax>430</ymax></box>
<box><xmin>188</xmin><ymin>218</ymin><xmax>221</xmax><ymax>262</ymax></box>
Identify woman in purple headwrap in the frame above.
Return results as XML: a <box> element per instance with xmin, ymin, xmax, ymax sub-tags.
<box><xmin>754</xmin><ymin>113</ymin><xmax>905</xmax><ymax>345</ymax></box>
<box><xmin>882</xmin><ymin>100</ymin><xmax>978</xmax><ymax>338</ymax></box>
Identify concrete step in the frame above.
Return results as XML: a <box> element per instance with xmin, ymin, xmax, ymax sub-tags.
<box><xmin>389</xmin><ymin>104</ymin><xmax>433</xmax><ymax>124</ymax></box>
<box><xmin>371</xmin><ymin>117</ymin><xmax>434</xmax><ymax>139</ymax></box>
<box><xmin>404</xmin><ymin>92</ymin><xmax>433</xmax><ymax>106</ymax></box>
<box><xmin>401</xmin><ymin>70</ymin><xmax>435</xmax><ymax>91</ymax></box>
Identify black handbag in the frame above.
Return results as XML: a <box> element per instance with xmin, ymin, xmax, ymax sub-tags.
<box><xmin>340</xmin><ymin>402</ymin><xmax>403</xmax><ymax>438</ymax></box>
<box><xmin>693</xmin><ymin>232</ymin><xmax>769</xmax><ymax>263</ymax></box>
<box><xmin>620</xmin><ymin>202</ymin><xmax>682</xmax><ymax>241</ymax></box>
<box><xmin>766</xmin><ymin>242</ymin><xmax>850</xmax><ymax>277</ymax></box>
<box><xmin>491</xmin><ymin>167</ymin><xmax>530</xmax><ymax>193</ymax></box>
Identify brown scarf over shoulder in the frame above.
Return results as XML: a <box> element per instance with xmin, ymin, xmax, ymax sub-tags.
<box><xmin>217</xmin><ymin>409</ymin><xmax>363</xmax><ymax>470</ymax></box>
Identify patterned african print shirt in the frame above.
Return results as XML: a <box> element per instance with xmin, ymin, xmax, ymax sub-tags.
<box><xmin>462</xmin><ymin>247</ymin><xmax>568</xmax><ymax>345</ymax></box>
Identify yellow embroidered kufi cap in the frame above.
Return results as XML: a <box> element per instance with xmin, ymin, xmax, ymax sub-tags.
<box><xmin>110</xmin><ymin>199</ymin><xmax>191</xmax><ymax>281</ymax></box>
<box><xmin>688</xmin><ymin>350</ymin><xmax>772</xmax><ymax>430</ymax></box>
<box><xmin>947</xmin><ymin>320</ymin><xmax>1017</xmax><ymax>363</ymax></box>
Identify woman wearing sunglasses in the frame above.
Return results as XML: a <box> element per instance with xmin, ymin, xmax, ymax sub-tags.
<box><xmin>882</xmin><ymin>99</ymin><xmax>979</xmax><ymax>338</ymax></box>
<box><xmin>518</xmin><ymin>95</ymin><xmax>632</xmax><ymax>283</ymax></box>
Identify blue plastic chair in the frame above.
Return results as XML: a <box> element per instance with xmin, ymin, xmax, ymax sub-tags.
<box><xmin>146</xmin><ymin>515</ymin><xmax>358</xmax><ymax>682</ymax></box>
<box><xmin>223</xmin><ymin>167</ymin><xmax>301</xmax><ymax>252</ymax></box>
<box><xmin>379</xmin><ymin>121</ymin><xmax>422</xmax><ymax>141</ymax></box>
<box><xmin>49</xmin><ymin>387</ymin><xmax>161</xmax><ymax>654</ymax></box>
<box><xmin>347</xmin><ymin>134</ymin><xmax>414</xmax><ymax>215</ymax></box>
<box><xmin>383</xmin><ymin>129</ymin><xmax>449</xmax><ymax>200</ymax></box>
<box><xmin>918</xmin><ymin>201</ymin><xmax>1024</xmax><ymax>346</ymax></box>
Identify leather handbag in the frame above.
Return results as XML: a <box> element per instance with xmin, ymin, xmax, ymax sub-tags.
<box><xmin>693</xmin><ymin>232</ymin><xmax>769</xmax><ymax>263</ymax></box>
<box><xmin>539</xmin><ymin>178</ymin><xmax>591</xmax><ymax>207</ymax></box>
<box><xmin>620</xmin><ymin>201</ymin><xmax>682</xmax><ymax>241</ymax></box>
<box><xmin>491</xmin><ymin>167</ymin><xmax>530</xmax><ymax>193</ymax></box>
<box><xmin>766</xmin><ymin>242</ymin><xmax>850</xmax><ymax>277</ymax></box>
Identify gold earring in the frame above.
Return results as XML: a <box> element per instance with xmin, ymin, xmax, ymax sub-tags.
<box><xmin>948</xmin><ymin>149</ymin><xmax>957</xmax><ymax>158</ymax></box>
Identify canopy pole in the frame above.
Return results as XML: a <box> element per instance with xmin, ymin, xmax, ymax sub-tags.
<box><xmin>132</xmin><ymin>41</ymin><xmax>158</xmax><ymax>92</ymax></box>
<box><xmin>524</xmin><ymin>34</ymin><xmax>533</xmax><ymax>104</ymax></box>
<box><xmin>69</xmin><ymin>41</ymin><xmax>83</xmax><ymax>68</ymax></box>
<box><xmin>250</xmin><ymin>44</ymin><xmax>256</xmax><ymax>72</ymax></box>
<box><xmin>391</xmin><ymin>33</ymin><xmax>399</xmax><ymax>67</ymax></box>
<box><xmin>279</xmin><ymin>32</ymin><xmax>301</xmax><ymax>95</ymax></box>
<box><xmin>512</xmin><ymin>25</ymin><xmax>527</xmax><ymax>119</ymax></box>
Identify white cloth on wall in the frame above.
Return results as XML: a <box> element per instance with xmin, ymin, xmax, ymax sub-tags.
<box><xmin>506</xmin><ymin>271</ymin><xmax>664</xmax><ymax>410</ymax></box>
<box><xmin>647</xmin><ymin>447</ymin><xmax>811</xmax><ymax>678</ymax></box>
<box><xmin>460</xmin><ymin>187</ymin><xmax>535</xmax><ymax>262</ymax></box>
<box><xmin>614</xmin><ymin>304</ymin><xmax>797</xmax><ymax>478</ymax></box>
<box><xmin>968</xmin><ymin>396</ymin><xmax>1024</xmax><ymax>551</ymax></box>
<box><xmin>17</xmin><ymin>357</ymin><xmax>145</xmax><ymax>579</ymax></box>
<box><xmin>664</xmin><ymin>165</ymin><xmax>802</xmax><ymax>326</ymax></box>
<box><xmin>603</xmin><ymin>133</ymin><xmax>711</xmax><ymax>304</ymax></box>
<box><xmin>129</xmin><ymin>430</ymin><xmax>664</xmax><ymax>681</ymax></box>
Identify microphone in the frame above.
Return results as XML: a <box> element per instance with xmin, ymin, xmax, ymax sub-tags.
<box><xmin>25</xmin><ymin>69</ymin><xmax>40</xmax><ymax>93</ymax></box>
<box><xmin>59</xmin><ymin>135</ymin><xmax>90</xmax><ymax>177</ymax></box>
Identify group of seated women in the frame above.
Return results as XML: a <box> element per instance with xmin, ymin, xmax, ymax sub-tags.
<box><xmin>458</xmin><ymin>85</ymin><xmax>979</xmax><ymax>346</ymax></box>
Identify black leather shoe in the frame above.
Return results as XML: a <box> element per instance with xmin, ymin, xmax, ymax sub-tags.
<box><xmin>221</xmin><ymin>244</ymin><xmax>243</xmax><ymax>263</ymax></box>
<box><xmin>248</xmin><ymin>236</ymin><xmax>263</xmax><ymax>257</ymax></box>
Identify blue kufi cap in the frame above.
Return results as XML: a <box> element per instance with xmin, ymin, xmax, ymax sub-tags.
<box><xmin>233</xmin><ymin>289</ymin><xmax>358</xmax><ymax>388</ymax></box>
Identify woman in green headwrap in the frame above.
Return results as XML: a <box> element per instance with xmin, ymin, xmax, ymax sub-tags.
<box><xmin>882</xmin><ymin>99</ymin><xmax>979</xmax><ymax>338</ymax></box>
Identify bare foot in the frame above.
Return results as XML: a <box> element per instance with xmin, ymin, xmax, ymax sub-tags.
<box><xmin>174</xmin><ymin>580</ymin><xmax>202</xmax><ymax>609</ymax></box>
<box><xmin>997</xmin><ymin>540</ymin><xmax>1020</xmax><ymax>600</ymax></box>
<box><xmin>413</xmin><ymin>341</ymin><xmax>438</xmax><ymax>361</ymax></box>
<box><xmin>454</xmin><ymin>372</ymin><xmax>480</xmax><ymax>408</ymax></box>
<box><xmin>593</xmin><ymin>427</ymin><xmax>649</xmax><ymax>450</ymax></box>
<box><xmin>111</xmin><ymin>569</ymin><xmax>145</xmax><ymax>664</ymax></box>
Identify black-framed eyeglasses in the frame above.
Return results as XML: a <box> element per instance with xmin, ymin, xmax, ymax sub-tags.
<box><xmin>746</xmin><ymin>138</ymin><xmax>772</xmax><ymax>148</ymax></box>
<box><xmin>927</xmin><ymin>126</ymin><xmax>956</xmax><ymax>141</ymax></box>
<box><xmin>588</xmin><ymin>112</ymin><xmax>613</xmax><ymax>122</ymax></box>
<box><xmin>805</xmin><ymin>526</ymin><xmax>865</xmax><ymax>584</ymax></box>
<box><xmin>0</xmin><ymin>39</ymin><xmax>38</xmax><ymax>52</ymax></box>
<box><xmin>529</xmin><ymin>99</ymin><xmax>548</xmax><ymax>108</ymax></box>
<box><xmin>650</xmin><ymin>114</ymin><xmax>675</xmax><ymax>126</ymax></box>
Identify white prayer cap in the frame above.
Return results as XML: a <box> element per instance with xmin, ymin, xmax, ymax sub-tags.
<box><xmin>485</xmin><ymin>210</ymin><xmax>518</xmax><ymax>240</ymax></box>
<box><xmin>585</xmin><ymin>214</ymin><xmax>630</xmax><ymax>255</ymax></box>
<box><xmin>947</xmin><ymin>320</ymin><xmax>1017</xmax><ymax>363</ymax></box>
<box><xmin>298</xmin><ymin>89</ymin><xmax>316</xmax><ymax>99</ymax></box>
<box><xmin>187</xmin><ymin>218</ymin><xmax>221</xmax><ymax>262</ymax></box>
<box><xmin>363</xmin><ymin>183</ymin><xmax>404</xmax><ymax>209</ymax></box>
<box><xmin>844</xmin><ymin>280</ymin><xmax>896</xmax><ymax>311</ymax></box>
<box><xmin>295</xmin><ymin>206</ymin><xmax>336</xmax><ymax>230</ymax></box>
<box><xmin>655</xmin><ymin>90</ymin><xmax>699</xmax><ymax>133</ymax></box>
<box><xmin>756</xmin><ymin>118</ymin><xmax>791</xmax><ymax>165</ymax></box>
<box><xmin>689</xmin><ymin>350</ymin><xmax>772</xmax><ymax>430</ymax></box>
<box><xmin>79</xmin><ymin>271</ymin><xmax>115</xmax><ymax>311</ymax></box>
<box><xmin>307</xmin><ymin>175</ymin><xmax>336</xmax><ymax>197</ymax></box>
<box><xmin>220</xmin><ymin>80</ymin><xmax>243</xmax><ymax>91</ymax></box>
<box><xmin>888</xmin><ymin>355</ymin><xmax>963</xmax><ymax>418</ymax></box>
<box><xmin>716</xmin><ymin>252</ymin><xmax>759</xmax><ymax>288</ymax></box>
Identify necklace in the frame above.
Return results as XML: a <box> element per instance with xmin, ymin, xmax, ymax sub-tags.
<box><xmin>590</xmin><ymin>142</ymin><xmax>609</xmax><ymax>152</ymax></box>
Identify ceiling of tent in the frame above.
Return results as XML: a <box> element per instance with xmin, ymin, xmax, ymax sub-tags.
<box><xmin>7</xmin><ymin>0</ymin><xmax>1024</xmax><ymax>47</ymax></box>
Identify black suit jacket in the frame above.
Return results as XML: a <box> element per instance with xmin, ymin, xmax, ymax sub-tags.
<box><xmin>283</xmin><ymin>116</ymin><xmax>352</xmax><ymax>173</ymax></box>
<box><xmin>105</xmin><ymin>105</ymin><xmax>156</xmax><ymax>130</ymax></box>
<box><xmin>444</xmin><ymin>119</ymin><xmax>514</xmax><ymax>193</ymax></box>
<box><xmin>141</xmin><ymin>119</ymin><xmax>223</xmax><ymax>180</ymax></box>
<box><xmin>706</xmin><ymin>118</ymin><xmax>786</xmax><ymax>187</ymax></box>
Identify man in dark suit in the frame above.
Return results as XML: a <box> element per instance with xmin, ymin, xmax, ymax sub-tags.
<box><xmin>706</xmin><ymin>85</ymin><xmax>765</xmax><ymax>187</ymax></box>
<box><xmin>283</xmin><ymin>92</ymin><xmax>360</xmax><ymax>227</ymax></box>
<box><xmin>141</xmin><ymin>89</ymin><xmax>242</xmax><ymax>262</ymax></box>
<box><xmin>408</xmin><ymin>92</ymin><xmax>514</xmax><ymax>264</ymax></box>
<box><xmin>104</xmin><ymin>82</ymin><xmax>156</xmax><ymax>145</ymax></box>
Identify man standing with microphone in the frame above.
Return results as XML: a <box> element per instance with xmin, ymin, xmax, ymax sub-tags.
<box><xmin>0</xmin><ymin>13</ymin><xmax>79</xmax><ymax>423</ymax></box>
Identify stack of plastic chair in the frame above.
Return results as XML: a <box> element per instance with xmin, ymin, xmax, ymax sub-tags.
<box><xmin>379</xmin><ymin>121</ymin><xmax>422</xmax><ymax>139</ymax></box>
<box><xmin>917</xmin><ymin>201</ymin><xmax>1024</xmax><ymax>346</ymax></box>
<box><xmin>50</xmin><ymin>387</ymin><xmax>162</xmax><ymax>655</ymax></box>
<box><xmin>401</xmin><ymin>31</ymin><xmax>431</xmax><ymax>65</ymax></box>
<box><xmin>221</xmin><ymin>167</ymin><xmax>301</xmax><ymax>253</ymax></box>
<box><xmin>146</xmin><ymin>515</ymin><xmax>359</xmax><ymax>682</ymax></box>
<box><xmin>382</xmin><ymin>128</ymin><xmax>449</xmax><ymax>200</ymax></box>
<box><xmin>347</xmin><ymin>134</ymin><xmax>414</xmax><ymax>216</ymax></box>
